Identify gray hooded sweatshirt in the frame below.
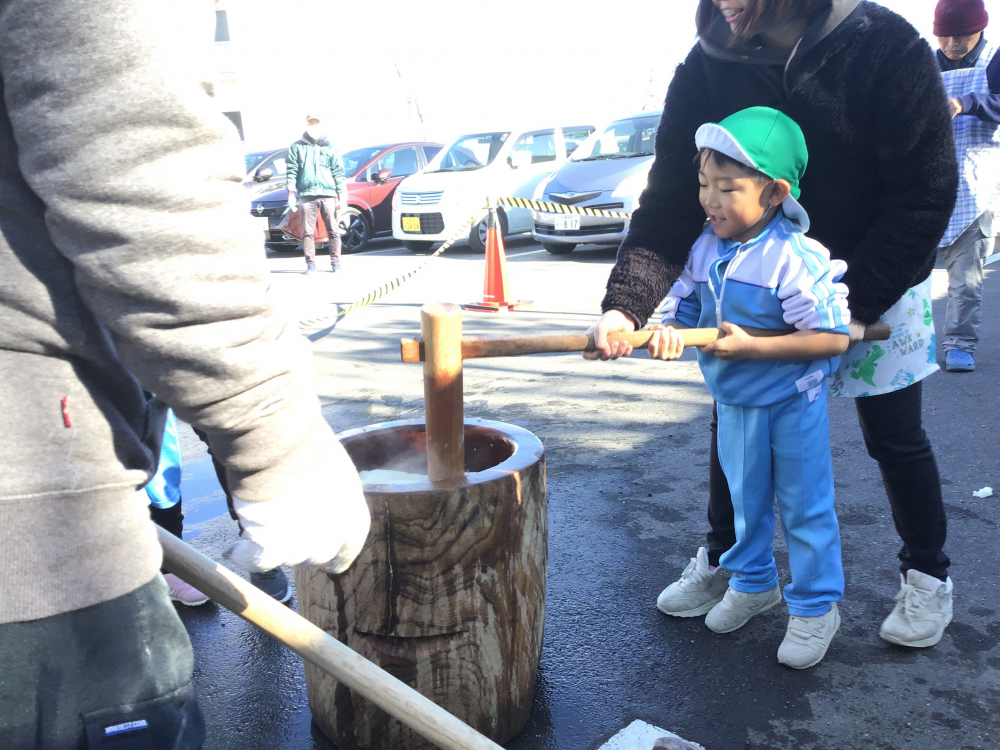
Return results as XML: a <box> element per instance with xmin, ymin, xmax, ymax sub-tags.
<box><xmin>0</xmin><ymin>0</ymin><xmax>361</xmax><ymax>623</ymax></box>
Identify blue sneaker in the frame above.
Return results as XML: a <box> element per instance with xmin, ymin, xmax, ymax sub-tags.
<box><xmin>303</xmin><ymin>262</ymin><xmax>317</xmax><ymax>275</ymax></box>
<box><xmin>331</xmin><ymin>262</ymin><xmax>341</xmax><ymax>272</ymax></box>
<box><xmin>945</xmin><ymin>350</ymin><xmax>975</xmax><ymax>372</ymax></box>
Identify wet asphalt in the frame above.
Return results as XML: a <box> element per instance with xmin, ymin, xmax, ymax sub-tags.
<box><xmin>174</xmin><ymin>240</ymin><xmax>999</xmax><ymax>750</ymax></box>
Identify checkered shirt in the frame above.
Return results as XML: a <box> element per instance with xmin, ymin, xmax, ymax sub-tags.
<box><xmin>941</xmin><ymin>43</ymin><xmax>1000</xmax><ymax>248</ymax></box>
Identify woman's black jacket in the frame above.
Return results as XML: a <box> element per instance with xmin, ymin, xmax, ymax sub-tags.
<box><xmin>603</xmin><ymin>0</ymin><xmax>958</xmax><ymax>325</ymax></box>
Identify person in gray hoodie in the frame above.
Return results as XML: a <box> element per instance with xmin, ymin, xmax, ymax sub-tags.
<box><xmin>0</xmin><ymin>1</ymin><xmax>371</xmax><ymax>747</ymax></box>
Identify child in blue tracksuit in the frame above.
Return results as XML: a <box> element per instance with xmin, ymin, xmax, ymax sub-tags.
<box><xmin>648</xmin><ymin>107</ymin><xmax>850</xmax><ymax>669</ymax></box>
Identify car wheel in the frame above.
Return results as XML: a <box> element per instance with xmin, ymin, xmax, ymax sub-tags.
<box><xmin>339</xmin><ymin>208</ymin><xmax>371</xmax><ymax>253</ymax></box>
<box><xmin>468</xmin><ymin>211</ymin><xmax>508</xmax><ymax>253</ymax></box>
<box><xmin>403</xmin><ymin>240</ymin><xmax>436</xmax><ymax>253</ymax></box>
<box><xmin>543</xmin><ymin>242</ymin><xmax>576</xmax><ymax>255</ymax></box>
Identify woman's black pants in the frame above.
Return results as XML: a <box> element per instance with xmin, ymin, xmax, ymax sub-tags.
<box><xmin>706</xmin><ymin>380</ymin><xmax>950</xmax><ymax>580</ymax></box>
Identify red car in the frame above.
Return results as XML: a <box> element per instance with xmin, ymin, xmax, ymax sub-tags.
<box><xmin>257</xmin><ymin>141</ymin><xmax>443</xmax><ymax>253</ymax></box>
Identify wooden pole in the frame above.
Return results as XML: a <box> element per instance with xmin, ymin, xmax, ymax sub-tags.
<box><xmin>157</xmin><ymin>527</ymin><xmax>505</xmax><ymax>750</ymax></box>
<box><xmin>420</xmin><ymin>303</ymin><xmax>465</xmax><ymax>481</ymax></box>
<box><xmin>400</xmin><ymin>323</ymin><xmax>891</xmax><ymax>363</ymax></box>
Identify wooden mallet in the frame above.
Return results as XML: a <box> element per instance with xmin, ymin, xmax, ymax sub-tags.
<box><xmin>401</xmin><ymin>322</ymin><xmax>891</xmax><ymax>362</ymax></box>
<box><xmin>408</xmin><ymin>305</ymin><xmax>889</xmax><ymax>485</ymax></box>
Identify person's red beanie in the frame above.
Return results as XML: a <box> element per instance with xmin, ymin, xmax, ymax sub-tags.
<box><xmin>935</xmin><ymin>0</ymin><xmax>989</xmax><ymax>37</ymax></box>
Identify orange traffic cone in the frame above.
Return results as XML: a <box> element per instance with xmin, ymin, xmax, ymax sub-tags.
<box><xmin>465</xmin><ymin>205</ymin><xmax>532</xmax><ymax>313</ymax></box>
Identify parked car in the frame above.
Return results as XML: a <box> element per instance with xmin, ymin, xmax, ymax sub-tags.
<box><xmin>391</xmin><ymin>125</ymin><xmax>594</xmax><ymax>253</ymax></box>
<box><xmin>244</xmin><ymin>148</ymin><xmax>288</xmax><ymax>192</ymax></box>
<box><xmin>531</xmin><ymin>110</ymin><xmax>660</xmax><ymax>254</ymax></box>
<box><xmin>250</xmin><ymin>141</ymin><xmax>443</xmax><ymax>254</ymax></box>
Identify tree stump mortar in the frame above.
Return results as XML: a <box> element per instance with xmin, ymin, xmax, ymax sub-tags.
<box><xmin>297</xmin><ymin>418</ymin><xmax>547</xmax><ymax>750</ymax></box>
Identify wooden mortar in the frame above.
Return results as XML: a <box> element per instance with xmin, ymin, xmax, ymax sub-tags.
<box><xmin>297</xmin><ymin>418</ymin><xmax>547</xmax><ymax>750</ymax></box>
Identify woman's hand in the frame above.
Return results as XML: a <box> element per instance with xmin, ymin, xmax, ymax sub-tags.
<box><xmin>949</xmin><ymin>97</ymin><xmax>964</xmax><ymax>119</ymax></box>
<box><xmin>583</xmin><ymin>309</ymin><xmax>636</xmax><ymax>360</ymax></box>
<box><xmin>647</xmin><ymin>325</ymin><xmax>686</xmax><ymax>361</ymax></box>
<box><xmin>848</xmin><ymin>320</ymin><xmax>867</xmax><ymax>345</ymax></box>
<box><xmin>701</xmin><ymin>322</ymin><xmax>757</xmax><ymax>360</ymax></box>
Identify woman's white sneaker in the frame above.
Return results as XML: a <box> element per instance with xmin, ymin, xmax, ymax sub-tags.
<box><xmin>656</xmin><ymin>547</ymin><xmax>733</xmax><ymax>617</ymax></box>
<box><xmin>704</xmin><ymin>584</ymin><xmax>782</xmax><ymax>633</ymax></box>
<box><xmin>879</xmin><ymin>570</ymin><xmax>953</xmax><ymax>647</ymax></box>
<box><xmin>777</xmin><ymin>603</ymin><xmax>840</xmax><ymax>669</ymax></box>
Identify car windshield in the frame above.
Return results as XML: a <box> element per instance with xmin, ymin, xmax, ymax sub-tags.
<box><xmin>342</xmin><ymin>146</ymin><xmax>385</xmax><ymax>177</ymax></box>
<box><xmin>571</xmin><ymin>115</ymin><xmax>659</xmax><ymax>162</ymax></box>
<box><xmin>427</xmin><ymin>132</ymin><xmax>509</xmax><ymax>172</ymax></box>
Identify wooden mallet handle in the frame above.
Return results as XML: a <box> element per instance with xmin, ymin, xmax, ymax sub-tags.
<box><xmin>400</xmin><ymin>323</ymin><xmax>890</xmax><ymax>363</ymax></box>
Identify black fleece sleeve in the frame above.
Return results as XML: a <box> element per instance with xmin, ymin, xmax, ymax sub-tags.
<box><xmin>839</xmin><ymin>35</ymin><xmax>958</xmax><ymax>324</ymax></box>
<box><xmin>601</xmin><ymin>45</ymin><xmax>712</xmax><ymax>325</ymax></box>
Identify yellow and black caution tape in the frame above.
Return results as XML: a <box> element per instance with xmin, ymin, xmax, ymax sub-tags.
<box><xmin>495</xmin><ymin>196</ymin><xmax>631</xmax><ymax>219</ymax></box>
<box><xmin>297</xmin><ymin>210</ymin><xmax>487</xmax><ymax>329</ymax></box>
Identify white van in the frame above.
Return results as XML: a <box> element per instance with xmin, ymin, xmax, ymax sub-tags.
<box><xmin>391</xmin><ymin>125</ymin><xmax>594</xmax><ymax>252</ymax></box>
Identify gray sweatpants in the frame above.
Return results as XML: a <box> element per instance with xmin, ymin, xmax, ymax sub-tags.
<box><xmin>0</xmin><ymin>576</ymin><xmax>204</xmax><ymax>749</ymax></box>
<box><xmin>939</xmin><ymin>211</ymin><xmax>995</xmax><ymax>354</ymax></box>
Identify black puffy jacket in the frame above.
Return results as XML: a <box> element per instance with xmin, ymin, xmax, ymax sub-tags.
<box><xmin>603</xmin><ymin>0</ymin><xmax>958</xmax><ymax>325</ymax></box>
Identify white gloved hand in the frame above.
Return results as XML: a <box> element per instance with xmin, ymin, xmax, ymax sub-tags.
<box><xmin>287</xmin><ymin>193</ymin><xmax>299</xmax><ymax>213</ymax></box>
<box><xmin>225</xmin><ymin>440</ymin><xmax>371</xmax><ymax>574</ymax></box>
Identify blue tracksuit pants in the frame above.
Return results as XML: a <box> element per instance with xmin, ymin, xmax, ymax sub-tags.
<box><xmin>716</xmin><ymin>384</ymin><xmax>844</xmax><ymax>617</ymax></box>
<box><xmin>146</xmin><ymin>409</ymin><xmax>182</xmax><ymax>510</ymax></box>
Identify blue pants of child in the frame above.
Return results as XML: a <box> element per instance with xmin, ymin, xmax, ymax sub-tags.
<box><xmin>716</xmin><ymin>384</ymin><xmax>844</xmax><ymax>617</ymax></box>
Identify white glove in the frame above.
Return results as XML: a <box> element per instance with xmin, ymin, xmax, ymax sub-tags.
<box><xmin>287</xmin><ymin>193</ymin><xmax>299</xmax><ymax>213</ymax></box>
<box><xmin>225</xmin><ymin>440</ymin><xmax>371</xmax><ymax>574</ymax></box>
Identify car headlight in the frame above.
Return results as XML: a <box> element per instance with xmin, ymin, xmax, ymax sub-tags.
<box><xmin>612</xmin><ymin>170</ymin><xmax>651</xmax><ymax>204</ymax></box>
<box><xmin>392</xmin><ymin>189</ymin><xmax>402</xmax><ymax>211</ymax></box>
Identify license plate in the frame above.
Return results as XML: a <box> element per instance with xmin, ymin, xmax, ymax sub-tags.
<box><xmin>401</xmin><ymin>216</ymin><xmax>422</xmax><ymax>233</ymax></box>
<box><xmin>552</xmin><ymin>214</ymin><xmax>580</xmax><ymax>231</ymax></box>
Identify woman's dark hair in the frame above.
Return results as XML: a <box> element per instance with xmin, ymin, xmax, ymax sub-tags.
<box><xmin>696</xmin><ymin>0</ymin><xmax>832</xmax><ymax>43</ymax></box>
<box><xmin>695</xmin><ymin>148</ymin><xmax>772</xmax><ymax>185</ymax></box>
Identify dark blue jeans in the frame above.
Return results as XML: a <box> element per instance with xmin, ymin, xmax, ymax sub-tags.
<box><xmin>0</xmin><ymin>576</ymin><xmax>205</xmax><ymax>749</ymax></box>
<box><xmin>707</xmin><ymin>381</ymin><xmax>949</xmax><ymax>580</ymax></box>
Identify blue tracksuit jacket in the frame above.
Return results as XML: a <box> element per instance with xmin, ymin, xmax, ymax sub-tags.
<box><xmin>662</xmin><ymin>213</ymin><xmax>851</xmax><ymax>407</ymax></box>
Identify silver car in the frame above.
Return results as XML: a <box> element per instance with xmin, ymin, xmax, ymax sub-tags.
<box><xmin>532</xmin><ymin>110</ymin><xmax>660</xmax><ymax>254</ymax></box>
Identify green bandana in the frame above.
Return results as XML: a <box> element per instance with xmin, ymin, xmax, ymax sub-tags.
<box><xmin>695</xmin><ymin>106</ymin><xmax>810</xmax><ymax>231</ymax></box>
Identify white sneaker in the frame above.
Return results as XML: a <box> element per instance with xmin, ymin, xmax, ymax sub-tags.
<box><xmin>164</xmin><ymin>573</ymin><xmax>211</xmax><ymax>607</ymax></box>
<box><xmin>879</xmin><ymin>570</ymin><xmax>953</xmax><ymax>648</ymax></box>
<box><xmin>656</xmin><ymin>547</ymin><xmax>732</xmax><ymax>617</ymax></box>
<box><xmin>777</xmin><ymin>603</ymin><xmax>840</xmax><ymax>669</ymax></box>
<box><xmin>705</xmin><ymin>584</ymin><xmax>782</xmax><ymax>633</ymax></box>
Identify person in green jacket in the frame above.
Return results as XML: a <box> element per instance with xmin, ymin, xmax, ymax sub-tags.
<box><xmin>286</xmin><ymin>113</ymin><xmax>348</xmax><ymax>274</ymax></box>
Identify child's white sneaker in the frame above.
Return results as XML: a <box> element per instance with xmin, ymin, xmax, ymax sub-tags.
<box><xmin>704</xmin><ymin>584</ymin><xmax>781</xmax><ymax>633</ymax></box>
<box><xmin>777</xmin><ymin>603</ymin><xmax>840</xmax><ymax>669</ymax></box>
<box><xmin>656</xmin><ymin>547</ymin><xmax>732</xmax><ymax>617</ymax></box>
<box><xmin>879</xmin><ymin>569</ymin><xmax>953</xmax><ymax>647</ymax></box>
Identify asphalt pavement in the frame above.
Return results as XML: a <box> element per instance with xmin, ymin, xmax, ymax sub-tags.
<box><xmin>174</xmin><ymin>236</ymin><xmax>999</xmax><ymax>750</ymax></box>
